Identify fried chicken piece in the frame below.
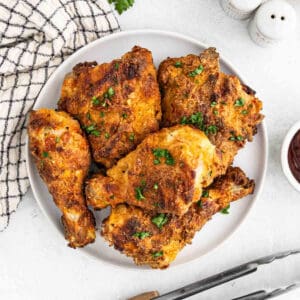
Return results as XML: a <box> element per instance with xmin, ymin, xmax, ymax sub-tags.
<box><xmin>58</xmin><ymin>46</ymin><xmax>161</xmax><ymax>168</ymax></box>
<box><xmin>86</xmin><ymin>125</ymin><xmax>227</xmax><ymax>216</ymax></box>
<box><xmin>28</xmin><ymin>109</ymin><xmax>95</xmax><ymax>248</ymax></box>
<box><xmin>158</xmin><ymin>47</ymin><xmax>263</xmax><ymax>168</ymax></box>
<box><xmin>102</xmin><ymin>167</ymin><xmax>254</xmax><ymax>269</ymax></box>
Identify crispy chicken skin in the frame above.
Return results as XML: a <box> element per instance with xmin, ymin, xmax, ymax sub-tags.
<box><xmin>58</xmin><ymin>46</ymin><xmax>161</xmax><ymax>168</ymax></box>
<box><xmin>158</xmin><ymin>48</ymin><xmax>263</xmax><ymax>168</ymax></box>
<box><xmin>28</xmin><ymin>109</ymin><xmax>95</xmax><ymax>248</ymax></box>
<box><xmin>102</xmin><ymin>167</ymin><xmax>255</xmax><ymax>269</ymax></box>
<box><xmin>86</xmin><ymin>125</ymin><xmax>227</xmax><ymax>216</ymax></box>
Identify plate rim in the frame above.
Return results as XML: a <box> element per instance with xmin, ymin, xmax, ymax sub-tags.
<box><xmin>25</xmin><ymin>29</ymin><xmax>268</xmax><ymax>269</ymax></box>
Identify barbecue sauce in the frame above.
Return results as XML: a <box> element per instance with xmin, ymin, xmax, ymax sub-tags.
<box><xmin>288</xmin><ymin>130</ymin><xmax>300</xmax><ymax>183</ymax></box>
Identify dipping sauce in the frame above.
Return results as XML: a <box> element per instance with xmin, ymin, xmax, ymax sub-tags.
<box><xmin>288</xmin><ymin>130</ymin><xmax>300</xmax><ymax>183</ymax></box>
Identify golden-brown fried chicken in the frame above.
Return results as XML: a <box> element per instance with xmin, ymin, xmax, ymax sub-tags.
<box><xmin>58</xmin><ymin>46</ymin><xmax>161</xmax><ymax>168</ymax></box>
<box><xmin>102</xmin><ymin>167</ymin><xmax>254</xmax><ymax>269</ymax></box>
<box><xmin>158</xmin><ymin>48</ymin><xmax>263</xmax><ymax>168</ymax></box>
<box><xmin>28</xmin><ymin>109</ymin><xmax>95</xmax><ymax>248</ymax></box>
<box><xmin>86</xmin><ymin>125</ymin><xmax>227</xmax><ymax>216</ymax></box>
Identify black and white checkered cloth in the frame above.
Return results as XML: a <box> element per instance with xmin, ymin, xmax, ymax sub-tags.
<box><xmin>0</xmin><ymin>0</ymin><xmax>120</xmax><ymax>231</ymax></box>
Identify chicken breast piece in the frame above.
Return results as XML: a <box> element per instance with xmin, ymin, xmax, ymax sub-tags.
<box><xmin>102</xmin><ymin>167</ymin><xmax>254</xmax><ymax>269</ymax></box>
<box><xmin>86</xmin><ymin>125</ymin><xmax>227</xmax><ymax>216</ymax></box>
<box><xmin>58</xmin><ymin>46</ymin><xmax>161</xmax><ymax>168</ymax></box>
<box><xmin>158</xmin><ymin>47</ymin><xmax>263</xmax><ymax>168</ymax></box>
<box><xmin>28</xmin><ymin>109</ymin><xmax>95</xmax><ymax>248</ymax></box>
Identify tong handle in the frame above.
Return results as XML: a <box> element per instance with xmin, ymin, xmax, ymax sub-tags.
<box><xmin>153</xmin><ymin>263</ymin><xmax>257</xmax><ymax>300</ymax></box>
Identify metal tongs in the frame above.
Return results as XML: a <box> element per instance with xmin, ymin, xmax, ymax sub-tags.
<box><xmin>129</xmin><ymin>249</ymin><xmax>300</xmax><ymax>300</ymax></box>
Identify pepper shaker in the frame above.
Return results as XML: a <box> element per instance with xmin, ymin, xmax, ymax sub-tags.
<box><xmin>249</xmin><ymin>0</ymin><xmax>297</xmax><ymax>47</ymax></box>
<box><xmin>220</xmin><ymin>0</ymin><xmax>263</xmax><ymax>20</ymax></box>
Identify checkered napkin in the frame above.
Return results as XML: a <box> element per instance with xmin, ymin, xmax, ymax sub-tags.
<box><xmin>0</xmin><ymin>0</ymin><xmax>120</xmax><ymax>231</ymax></box>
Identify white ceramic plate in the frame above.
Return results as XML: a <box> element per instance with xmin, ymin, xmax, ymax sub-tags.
<box><xmin>26</xmin><ymin>30</ymin><xmax>268</xmax><ymax>269</ymax></box>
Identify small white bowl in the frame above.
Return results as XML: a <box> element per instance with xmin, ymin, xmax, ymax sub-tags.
<box><xmin>281</xmin><ymin>121</ymin><xmax>300</xmax><ymax>192</ymax></box>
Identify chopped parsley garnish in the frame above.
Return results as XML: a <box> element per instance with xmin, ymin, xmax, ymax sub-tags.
<box><xmin>114</xmin><ymin>62</ymin><xmax>119</xmax><ymax>70</ymax></box>
<box><xmin>174</xmin><ymin>61</ymin><xmax>182</xmax><ymax>68</ymax></box>
<box><xmin>151</xmin><ymin>213</ymin><xmax>168</xmax><ymax>229</ymax></box>
<box><xmin>108</xmin><ymin>0</ymin><xmax>135</xmax><ymax>14</ymax></box>
<box><xmin>104</xmin><ymin>132</ymin><xmax>110</xmax><ymax>139</ymax></box>
<box><xmin>153</xmin><ymin>159</ymin><xmax>160</xmax><ymax>165</ymax></box>
<box><xmin>107</xmin><ymin>87</ymin><xmax>115</xmax><ymax>98</ymax></box>
<box><xmin>92</xmin><ymin>96</ymin><xmax>100</xmax><ymax>105</ymax></box>
<box><xmin>241</xmin><ymin>110</ymin><xmax>248</xmax><ymax>115</ymax></box>
<box><xmin>189</xmin><ymin>65</ymin><xmax>204</xmax><ymax>77</ymax></box>
<box><xmin>85</xmin><ymin>124</ymin><xmax>100</xmax><ymax>136</ymax></box>
<box><xmin>133</xmin><ymin>232</ymin><xmax>150</xmax><ymax>239</ymax></box>
<box><xmin>85</xmin><ymin>124</ymin><xmax>96</xmax><ymax>133</ymax></box>
<box><xmin>180</xmin><ymin>112</ymin><xmax>204</xmax><ymax>130</ymax></box>
<box><xmin>152</xmin><ymin>148</ymin><xmax>175</xmax><ymax>165</ymax></box>
<box><xmin>205</xmin><ymin>125</ymin><xmax>218</xmax><ymax>135</ymax></box>
<box><xmin>180</xmin><ymin>112</ymin><xmax>218</xmax><ymax>136</ymax></box>
<box><xmin>210</xmin><ymin>101</ymin><xmax>217</xmax><ymax>107</ymax></box>
<box><xmin>152</xmin><ymin>251</ymin><xmax>163</xmax><ymax>258</ymax></box>
<box><xmin>86</xmin><ymin>112</ymin><xmax>91</xmax><ymax>120</ymax></box>
<box><xmin>153</xmin><ymin>183</ymin><xmax>159</xmax><ymax>190</ymax></box>
<box><xmin>202</xmin><ymin>190</ymin><xmax>209</xmax><ymax>198</ymax></box>
<box><xmin>213</xmin><ymin>110</ymin><xmax>218</xmax><ymax>115</ymax></box>
<box><xmin>42</xmin><ymin>151</ymin><xmax>49</xmax><ymax>158</ymax></box>
<box><xmin>122</xmin><ymin>113</ymin><xmax>128</xmax><ymax>119</ymax></box>
<box><xmin>101</xmin><ymin>100</ymin><xmax>108</xmax><ymax>107</ymax></box>
<box><xmin>135</xmin><ymin>186</ymin><xmax>145</xmax><ymax>200</ymax></box>
<box><xmin>234</xmin><ymin>98</ymin><xmax>245</xmax><ymax>107</ymax></box>
<box><xmin>91</xmin><ymin>130</ymin><xmax>100</xmax><ymax>136</ymax></box>
<box><xmin>197</xmin><ymin>200</ymin><xmax>203</xmax><ymax>208</ymax></box>
<box><xmin>229</xmin><ymin>134</ymin><xmax>244</xmax><ymax>142</ymax></box>
<box><xmin>100</xmin><ymin>111</ymin><xmax>105</xmax><ymax>118</ymax></box>
<box><xmin>129</xmin><ymin>133</ymin><xmax>135</xmax><ymax>141</ymax></box>
<box><xmin>94</xmin><ymin>87</ymin><xmax>115</xmax><ymax>107</ymax></box>
<box><xmin>220</xmin><ymin>204</ymin><xmax>230</xmax><ymax>214</ymax></box>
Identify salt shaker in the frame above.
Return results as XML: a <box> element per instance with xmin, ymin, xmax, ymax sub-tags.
<box><xmin>249</xmin><ymin>0</ymin><xmax>297</xmax><ymax>47</ymax></box>
<box><xmin>220</xmin><ymin>0</ymin><xmax>263</xmax><ymax>20</ymax></box>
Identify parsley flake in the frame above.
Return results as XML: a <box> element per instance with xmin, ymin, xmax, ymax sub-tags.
<box><xmin>92</xmin><ymin>96</ymin><xmax>100</xmax><ymax>105</ymax></box>
<box><xmin>234</xmin><ymin>98</ymin><xmax>245</xmax><ymax>107</ymax></box>
<box><xmin>85</xmin><ymin>124</ymin><xmax>100</xmax><ymax>136</ymax></box>
<box><xmin>133</xmin><ymin>232</ymin><xmax>150</xmax><ymax>239</ymax></box>
<box><xmin>152</xmin><ymin>148</ymin><xmax>175</xmax><ymax>165</ymax></box>
<box><xmin>42</xmin><ymin>151</ymin><xmax>49</xmax><ymax>158</ymax></box>
<box><xmin>189</xmin><ymin>65</ymin><xmax>204</xmax><ymax>77</ymax></box>
<box><xmin>129</xmin><ymin>133</ymin><xmax>135</xmax><ymax>142</ymax></box>
<box><xmin>220</xmin><ymin>204</ymin><xmax>230</xmax><ymax>214</ymax></box>
<box><xmin>152</xmin><ymin>251</ymin><xmax>163</xmax><ymax>258</ymax></box>
<box><xmin>205</xmin><ymin>125</ymin><xmax>218</xmax><ymax>135</ymax></box>
<box><xmin>152</xmin><ymin>213</ymin><xmax>168</xmax><ymax>229</ymax></box>
<box><xmin>135</xmin><ymin>186</ymin><xmax>145</xmax><ymax>200</ymax></box>
<box><xmin>202</xmin><ymin>190</ymin><xmax>209</xmax><ymax>198</ymax></box>
<box><xmin>174</xmin><ymin>61</ymin><xmax>182</xmax><ymax>68</ymax></box>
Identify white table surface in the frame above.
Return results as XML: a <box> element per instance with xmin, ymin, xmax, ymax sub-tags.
<box><xmin>2</xmin><ymin>1</ymin><xmax>300</xmax><ymax>299</ymax></box>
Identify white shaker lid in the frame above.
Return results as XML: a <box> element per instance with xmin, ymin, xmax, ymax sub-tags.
<box><xmin>230</xmin><ymin>0</ymin><xmax>262</xmax><ymax>11</ymax></box>
<box><xmin>255</xmin><ymin>0</ymin><xmax>297</xmax><ymax>40</ymax></box>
